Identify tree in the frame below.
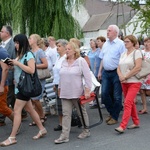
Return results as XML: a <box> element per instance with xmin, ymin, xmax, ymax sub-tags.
<box><xmin>0</xmin><ymin>0</ymin><xmax>84</xmax><ymax>39</ymax></box>
<box><xmin>108</xmin><ymin>0</ymin><xmax>150</xmax><ymax>36</ymax></box>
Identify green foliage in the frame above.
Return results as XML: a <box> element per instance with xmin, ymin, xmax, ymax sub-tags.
<box><xmin>0</xmin><ymin>0</ymin><xmax>84</xmax><ymax>40</ymax></box>
<box><xmin>109</xmin><ymin>0</ymin><xmax>150</xmax><ymax>36</ymax></box>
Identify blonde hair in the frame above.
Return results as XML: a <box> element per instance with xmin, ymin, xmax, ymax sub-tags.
<box><xmin>48</xmin><ymin>36</ymin><xmax>55</xmax><ymax>41</ymax></box>
<box><xmin>31</xmin><ymin>34</ymin><xmax>44</xmax><ymax>49</ymax></box>
<box><xmin>67</xmin><ymin>42</ymin><xmax>80</xmax><ymax>59</ymax></box>
<box><xmin>70</xmin><ymin>38</ymin><xmax>81</xmax><ymax>48</ymax></box>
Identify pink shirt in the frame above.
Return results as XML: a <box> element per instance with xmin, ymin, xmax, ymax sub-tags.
<box><xmin>59</xmin><ymin>57</ymin><xmax>92</xmax><ymax>99</ymax></box>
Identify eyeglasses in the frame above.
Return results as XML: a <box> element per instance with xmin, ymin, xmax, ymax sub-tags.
<box><xmin>124</xmin><ymin>41</ymin><xmax>131</xmax><ymax>43</ymax></box>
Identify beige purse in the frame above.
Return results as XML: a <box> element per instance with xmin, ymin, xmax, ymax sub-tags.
<box><xmin>133</xmin><ymin>50</ymin><xmax>150</xmax><ymax>79</ymax></box>
<box><xmin>37</xmin><ymin>68</ymin><xmax>51</xmax><ymax>80</ymax></box>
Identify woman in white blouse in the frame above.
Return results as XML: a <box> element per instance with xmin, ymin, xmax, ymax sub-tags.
<box><xmin>54</xmin><ymin>42</ymin><xmax>92</xmax><ymax>144</ymax></box>
<box><xmin>115</xmin><ymin>35</ymin><xmax>142</xmax><ymax>133</ymax></box>
<box><xmin>53</xmin><ymin>39</ymin><xmax>68</xmax><ymax>131</ymax></box>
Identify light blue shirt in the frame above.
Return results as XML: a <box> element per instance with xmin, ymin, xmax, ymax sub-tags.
<box><xmin>14</xmin><ymin>52</ymin><xmax>34</xmax><ymax>94</ymax></box>
<box><xmin>88</xmin><ymin>48</ymin><xmax>99</xmax><ymax>75</ymax></box>
<box><xmin>99</xmin><ymin>37</ymin><xmax>125</xmax><ymax>70</ymax></box>
<box><xmin>95</xmin><ymin>48</ymin><xmax>102</xmax><ymax>77</ymax></box>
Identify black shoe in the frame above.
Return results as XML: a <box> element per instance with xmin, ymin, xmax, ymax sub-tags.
<box><xmin>54</xmin><ymin>125</ymin><xmax>62</xmax><ymax>131</ymax></box>
<box><xmin>21</xmin><ymin>114</ymin><xmax>28</xmax><ymax>120</ymax></box>
<box><xmin>90</xmin><ymin>104</ymin><xmax>98</xmax><ymax>109</ymax></box>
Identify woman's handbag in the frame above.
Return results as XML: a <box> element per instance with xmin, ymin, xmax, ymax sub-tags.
<box><xmin>71</xmin><ymin>108</ymin><xmax>82</xmax><ymax>127</ymax></box>
<box><xmin>133</xmin><ymin>50</ymin><xmax>150</xmax><ymax>79</ymax></box>
<box><xmin>18</xmin><ymin>53</ymin><xmax>42</xmax><ymax>97</ymax></box>
<box><xmin>35</xmin><ymin>50</ymin><xmax>51</xmax><ymax>80</ymax></box>
<box><xmin>37</xmin><ymin>68</ymin><xmax>51</xmax><ymax>80</ymax></box>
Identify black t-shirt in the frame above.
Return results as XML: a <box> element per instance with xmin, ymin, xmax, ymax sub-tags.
<box><xmin>0</xmin><ymin>47</ymin><xmax>10</xmax><ymax>85</ymax></box>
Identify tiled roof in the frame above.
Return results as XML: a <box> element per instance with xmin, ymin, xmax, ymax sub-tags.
<box><xmin>83</xmin><ymin>12</ymin><xmax>111</xmax><ymax>32</ymax></box>
<box><xmin>84</xmin><ymin>0</ymin><xmax>134</xmax><ymax>16</ymax></box>
<box><xmin>82</xmin><ymin>0</ymin><xmax>136</xmax><ymax>31</ymax></box>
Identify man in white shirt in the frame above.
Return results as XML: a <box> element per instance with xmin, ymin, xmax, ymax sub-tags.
<box><xmin>46</xmin><ymin>36</ymin><xmax>58</xmax><ymax>73</ymax></box>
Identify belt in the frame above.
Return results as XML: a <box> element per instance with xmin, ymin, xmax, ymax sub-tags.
<box><xmin>104</xmin><ymin>69</ymin><xmax>117</xmax><ymax>72</ymax></box>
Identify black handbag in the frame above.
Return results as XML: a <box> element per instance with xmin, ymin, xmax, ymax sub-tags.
<box><xmin>17</xmin><ymin>52</ymin><xmax>42</xmax><ymax>97</ymax></box>
<box><xmin>71</xmin><ymin>108</ymin><xmax>82</xmax><ymax>127</ymax></box>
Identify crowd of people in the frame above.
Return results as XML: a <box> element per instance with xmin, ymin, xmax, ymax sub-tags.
<box><xmin>0</xmin><ymin>24</ymin><xmax>149</xmax><ymax>147</ymax></box>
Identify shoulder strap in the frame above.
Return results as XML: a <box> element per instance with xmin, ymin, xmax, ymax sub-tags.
<box><xmin>23</xmin><ymin>53</ymin><xmax>28</xmax><ymax>65</ymax></box>
<box><xmin>133</xmin><ymin>50</ymin><xmax>143</xmax><ymax>65</ymax></box>
<box><xmin>24</xmin><ymin>51</ymin><xmax>35</xmax><ymax>65</ymax></box>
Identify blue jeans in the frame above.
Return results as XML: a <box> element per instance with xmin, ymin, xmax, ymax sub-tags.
<box><xmin>101</xmin><ymin>69</ymin><xmax>122</xmax><ymax>121</ymax></box>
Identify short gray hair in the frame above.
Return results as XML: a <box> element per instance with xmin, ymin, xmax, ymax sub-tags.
<box><xmin>109</xmin><ymin>25</ymin><xmax>120</xmax><ymax>36</ymax></box>
<box><xmin>56</xmin><ymin>39</ymin><xmax>68</xmax><ymax>47</ymax></box>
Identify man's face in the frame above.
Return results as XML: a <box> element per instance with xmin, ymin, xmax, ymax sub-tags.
<box><xmin>0</xmin><ymin>27</ymin><xmax>9</xmax><ymax>41</ymax></box>
<box><xmin>107</xmin><ymin>26</ymin><xmax>117</xmax><ymax>41</ymax></box>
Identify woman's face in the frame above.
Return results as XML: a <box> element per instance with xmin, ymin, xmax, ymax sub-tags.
<box><xmin>144</xmin><ymin>40</ymin><xmax>150</xmax><ymax>50</ymax></box>
<box><xmin>28</xmin><ymin>35</ymin><xmax>36</xmax><ymax>46</ymax></box>
<box><xmin>14</xmin><ymin>42</ymin><xmax>19</xmax><ymax>51</ymax></box>
<box><xmin>97</xmin><ymin>39</ymin><xmax>103</xmax><ymax>48</ymax></box>
<box><xmin>66</xmin><ymin>44</ymin><xmax>75</xmax><ymax>58</ymax></box>
<box><xmin>135</xmin><ymin>42</ymin><xmax>140</xmax><ymax>49</ymax></box>
<box><xmin>124</xmin><ymin>38</ymin><xmax>134</xmax><ymax>49</ymax></box>
<box><xmin>90</xmin><ymin>40</ymin><xmax>96</xmax><ymax>49</ymax></box>
<box><xmin>57</xmin><ymin>43</ymin><xmax>66</xmax><ymax>54</ymax></box>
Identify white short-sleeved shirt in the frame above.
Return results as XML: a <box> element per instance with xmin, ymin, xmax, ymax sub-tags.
<box><xmin>53</xmin><ymin>54</ymin><xmax>66</xmax><ymax>85</ymax></box>
<box><xmin>119</xmin><ymin>49</ymin><xmax>142</xmax><ymax>83</ymax></box>
<box><xmin>45</xmin><ymin>47</ymin><xmax>58</xmax><ymax>71</ymax></box>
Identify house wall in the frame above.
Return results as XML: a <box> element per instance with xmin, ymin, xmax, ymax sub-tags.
<box><xmin>72</xmin><ymin>5</ymin><xmax>90</xmax><ymax>28</ymax></box>
<box><xmin>82</xmin><ymin>30</ymin><xmax>107</xmax><ymax>49</ymax></box>
<box><xmin>73</xmin><ymin>3</ymin><xmax>146</xmax><ymax>48</ymax></box>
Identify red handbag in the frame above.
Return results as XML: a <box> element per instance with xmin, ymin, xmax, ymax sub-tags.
<box><xmin>79</xmin><ymin>92</ymin><xmax>96</xmax><ymax>105</ymax></box>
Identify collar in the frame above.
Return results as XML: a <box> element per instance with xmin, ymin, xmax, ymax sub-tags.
<box><xmin>108</xmin><ymin>37</ymin><xmax>119</xmax><ymax>44</ymax></box>
<box><xmin>2</xmin><ymin>38</ymin><xmax>11</xmax><ymax>47</ymax></box>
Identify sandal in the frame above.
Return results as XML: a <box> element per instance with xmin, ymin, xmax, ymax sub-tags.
<box><xmin>33</xmin><ymin>128</ymin><xmax>47</xmax><ymax>140</ymax></box>
<box><xmin>0</xmin><ymin>137</ymin><xmax>17</xmax><ymax>147</ymax></box>
<box><xmin>127</xmin><ymin>124</ymin><xmax>140</xmax><ymax>129</ymax></box>
<box><xmin>138</xmin><ymin>110</ymin><xmax>148</xmax><ymax>115</ymax></box>
<box><xmin>29</xmin><ymin>122</ymin><xmax>36</xmax><ymax>126</ymax></box>
<box><xmin>40</xmin><ymin>116</ymin><xmax>47</xmax><ymax>125</ymax></box>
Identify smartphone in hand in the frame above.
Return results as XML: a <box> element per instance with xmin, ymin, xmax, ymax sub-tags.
<box><xmin>1</xmin><ymin>57</ymin><xmax>12</xmax><ymax>65</ymax></box>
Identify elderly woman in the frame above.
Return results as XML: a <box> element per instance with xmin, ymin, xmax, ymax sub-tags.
<box><xmin>115</xmin><ymin>35</ymin><xmax>142</xmax><ymax>133</ymax></box>
<box><xmin>53</xmin><ymin>39</ymin><xmax>68</xmax><ymax>131</ymax></box>
<box><xmin>87</xmin><ymin>39</ymin><xmax>98</xmax><ymax>74</ymax></box>
<box><xmin>54</xmin><ymin>42</ymin><xmax>92</xmax><ymax>144</ymax></box>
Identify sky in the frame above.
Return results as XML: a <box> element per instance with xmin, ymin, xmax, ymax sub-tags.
<box><xmin>101</xmin><ymin>0</ymin><xmax>146</xmax><ymax>4</ymax></box>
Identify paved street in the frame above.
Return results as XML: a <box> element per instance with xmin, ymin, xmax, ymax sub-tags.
<box><xmin>0</xmin><ymin>96</ymin><xmax>150</xmax><ymax>150</ymax></box>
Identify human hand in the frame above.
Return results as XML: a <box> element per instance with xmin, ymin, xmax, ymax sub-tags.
<box><xmin>119</xmin><ymin>75</ymin><xmax>126</xmax><ymax>82</ymax></box>
<box><xmin>98</xmin><ymin>72</ymin><xmax>102</xmax><ymax>81</ymax></box>
<box><xmin>84</xmin><ymin>88</ymin><xmax>90</xmax><ymax>99</ymax></box>
<box><xmin>10</xmin><ymin>59</ymin><xmax>19</xmax><ymax>66</ymax></box>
